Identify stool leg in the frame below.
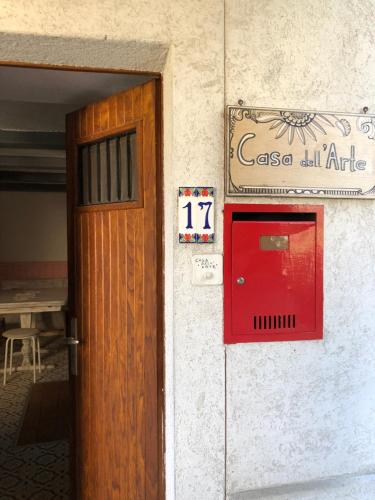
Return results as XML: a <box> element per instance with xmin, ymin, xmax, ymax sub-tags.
<box><xmin>37</xmin><ymin>337</ymin><xmax>41</xmax><ymax>373</ymax></box>
<box><xmin>3</xmin><ymin>338</ymin><xmax>9</xmax><ymax>385</ymax></box>
<box><xmin>9</xmin><ymin>339</ymin><xmax>14</xmax><ymax>375</ymax></box>
<box><xmin>31</xmin><ymin>337</ymin><xmax>36</xmax><ymax>383</ymax></box>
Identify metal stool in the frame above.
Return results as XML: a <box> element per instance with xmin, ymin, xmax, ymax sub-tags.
<box><xmin>3</xmin><ymin>328</ymin><xmax>41</xmax><ymax>384</ymax></box>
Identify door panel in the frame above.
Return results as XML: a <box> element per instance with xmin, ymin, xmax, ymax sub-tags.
<box><xmin>231</xmin><ymin>221</ymin><xmax>316</xmax><ymax>335</ymax></box>
<box><xmin>66</xmin><ymin>81</ymin><xmax>160</xmax><ymax>499</ymax></box>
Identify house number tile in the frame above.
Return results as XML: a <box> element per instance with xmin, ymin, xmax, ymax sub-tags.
<box><xmin>178</xmin><ymin>187</ymin><xmax>215</xmax><ymax>243</ymax></box>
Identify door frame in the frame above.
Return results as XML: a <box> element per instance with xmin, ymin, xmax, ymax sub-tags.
<box><xmin>0</xmin><ymin>60</ymin><xmax>165</xmax><ymax>499</ymax></box>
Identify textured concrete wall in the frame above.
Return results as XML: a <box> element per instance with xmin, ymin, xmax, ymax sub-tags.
<box><xmin>0</xmin><ymin>1</ymin><xmax>374</xmax><ymax>499</ymax></box>
<box><xmin>0</xmin><ymin>2</ymin><xmax>225</xmax><ymax>499</ymax></box>
<box><xmin>225</xmin><ymin>1</ymin><xmax>375</xmax><ymax>498</ymax></box>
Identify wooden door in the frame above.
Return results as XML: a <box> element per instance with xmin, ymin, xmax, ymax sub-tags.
<box><xmin>66</xmin><ymin>80</ymin><xmax>162</xmax><ymax>499</ymax></box>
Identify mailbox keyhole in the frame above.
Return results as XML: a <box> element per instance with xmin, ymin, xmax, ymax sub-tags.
<box><xmin>237</xmin><ymin>276</ymin><xmax>245</xmax><ymax>285</ymax></box>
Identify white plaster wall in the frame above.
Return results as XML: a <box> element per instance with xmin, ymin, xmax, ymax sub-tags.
<box><xmin>231</xmin><ymin>473</ymin><xmax>375</xmax><ymax>500</ymax></box>
<box><xmin>169</xmin><ymin>3</ymin><xmax>225</xmax><ymax>498</ymax></box>
<box><xmin>1</xmin><ymin>1</ymin><xmax>374</xmax><ymax>499</ymax></box>
<box><xmin>0</xmin><ymin>2</ymin><xmax>225</xmax><ymax>499</ymax></box>
<box><xmin>225</xmin><ymin>1</ymin><xmax>375</xmax><ymax>498</ymax></box>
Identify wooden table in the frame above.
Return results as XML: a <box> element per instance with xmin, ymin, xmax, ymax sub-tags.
<box><xmin>0</xmin><ymin>288</ymin><xmax>68</xmax><ymax>371</ymax></box>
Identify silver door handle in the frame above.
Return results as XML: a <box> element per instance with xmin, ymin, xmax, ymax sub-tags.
<box><xmin>236</xmin><ymin>276</ymin><xmax>245</xmax><ymax>285</ymax></box>
<box><xmin>65</xmin><ymin>337</ymin><xmax>80</xmax><ymax>345</ymax></box>
<box><xmin>67</xmin><ymin>317</ymin><xmax>79</xmax><ymax>376</ymax></box>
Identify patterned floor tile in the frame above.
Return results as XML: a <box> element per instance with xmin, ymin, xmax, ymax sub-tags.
<box><xmin>0</xmin><ymin>335</ymin><xmax>71</xmax><ymax>499</ymax></box>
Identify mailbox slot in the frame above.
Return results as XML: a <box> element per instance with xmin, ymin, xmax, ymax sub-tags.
<box><xmin>224</xmin><ymin>204</ymin><xmax>323</xmax><ymax>344</ymax></box>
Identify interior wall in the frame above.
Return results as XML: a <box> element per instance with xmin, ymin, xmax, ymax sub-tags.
<box><xmin>0</xmin><ymin>100</ymin><xmax>67</xmax><ymax>282</ymax></box>
<box><xmin>0</xmin><ymin>100</ymin><xmax>69</xmax><ymax>131</ymax></box>
<box><xmin>0</xmin><ymin>191</ymin><xmax>67</xmax><ymax>263</ymax></box>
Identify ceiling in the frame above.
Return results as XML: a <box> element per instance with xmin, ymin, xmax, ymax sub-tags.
<box><xmin>0</xmin><ymin>65</ymin><xmax>154</xmax><ymax>187</ymax></box>
<box><xmin>0</xmin><ymin>65</ymin><xmax>152</xmax><ymax>106</ymax></box>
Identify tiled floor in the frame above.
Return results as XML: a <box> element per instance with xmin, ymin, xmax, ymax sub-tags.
<box><xmin>0</xmin><ymin>334</ymin><xmax>71</xmax><ymax>499</ymax></box>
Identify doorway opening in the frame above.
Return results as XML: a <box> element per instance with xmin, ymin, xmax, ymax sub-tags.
<box><xmin>0</xmin><ymin>64</ymin><xmax>163</xmax><ymax>499</ymax></box>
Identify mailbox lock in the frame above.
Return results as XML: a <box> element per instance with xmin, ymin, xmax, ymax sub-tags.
<box><xmin>236</xmin><ymin>276</ymin><xmax>245</xmax><ymax>285</ymax></box>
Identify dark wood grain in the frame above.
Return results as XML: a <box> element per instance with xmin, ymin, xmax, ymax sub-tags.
<box><xmin>66</xmin><ymin>81</ymin><xmax>161</xmax><ymax>499</ymax></box>
<box><xmin>17</xmin><ymin>381</ymin><xmax>70</xmax><ymax>446</ymax></box>
<box><xmin>155</xmin><ymin>77</ymin><xmax>165</xmax><ymax>500</ymax></box>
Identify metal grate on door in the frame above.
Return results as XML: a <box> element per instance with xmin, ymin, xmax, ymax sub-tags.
<box><xmin>78</xmin><ymin>130</ymin><xmax>137</xmax><ymax>205</ymax></box>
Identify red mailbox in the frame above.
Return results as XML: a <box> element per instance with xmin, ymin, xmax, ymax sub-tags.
<box><xmin>224</xmin><ymin>204</ymin><xmax>323</xmax><ymax>343</ymax></box>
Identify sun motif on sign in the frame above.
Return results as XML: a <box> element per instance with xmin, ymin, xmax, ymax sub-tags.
<box><xmin>253</xmin><ymin>111</ymin><xmax>337</xmax><ymax>145</ymax></box>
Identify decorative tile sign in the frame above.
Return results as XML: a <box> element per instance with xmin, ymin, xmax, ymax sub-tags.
<box><xmin>178</xmin><ymin>187</ymin><xmax>214</xmax><ymax>243</ymax></box>
<box><xmin>227</xmin><ymin>106</ymin><xmax>375</xmax><ymax>198</ymax></box>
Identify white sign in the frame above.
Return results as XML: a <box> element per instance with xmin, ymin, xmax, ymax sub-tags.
<box><xmin>227</xmin><ymin>106</ymin><xmax>375</xmax><ymax>198</ymax></box>
<box><xmin>192</xmin><ymin>254</ymin><xmax>222</xmax><ymax>285</ymax></box>
<box><xmin>178</xmin><ymin>187</ymin><xmax>215</xmax><ymax>243</ymax></box>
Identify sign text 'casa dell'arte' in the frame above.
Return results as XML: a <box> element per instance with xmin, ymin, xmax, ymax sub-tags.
<box><xmin>226</xmin><ymin>106</ymin><xmax>375</xmax><ymax>198</ymax></box>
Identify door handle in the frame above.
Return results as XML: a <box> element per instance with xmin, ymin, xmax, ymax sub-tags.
<box><xmin>65</xmin><ymin>337</ymin><xmax>80</xmax><ymax>345</ymax></box>
<box><xmin>236</xmin><ymin>276</ymin><xmax>246</xmax><ymax>285</ymax></box>
<box><xmin>66</xmin><ymin>317</ymin><xmax>79</xmax><ymax>376</ymax></box>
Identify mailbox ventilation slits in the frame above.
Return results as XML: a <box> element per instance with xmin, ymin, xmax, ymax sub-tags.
<box><xmin>78</xmin><ymin>130</ymin><xmax>137</xmax><ymax>206</ymax></box>
<box><xmin>224</xmin><ymin>204</ymin><xmax>323</xmax><ymax>344</ymax></box>
<box><xmin>253</xmin><ymin>314</ymin><xmax>296</xmax><ymax>331</ymax></box>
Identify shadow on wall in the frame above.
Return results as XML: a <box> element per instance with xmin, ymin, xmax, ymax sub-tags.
<box><xmin>0</xmin><ymin>31</ymin><xmax>169</xmax><ymax>74</ymax></box>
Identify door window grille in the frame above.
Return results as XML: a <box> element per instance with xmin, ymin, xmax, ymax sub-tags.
<box><xmin>78</xmin><ymin>131</ymin><xmax>137</xmax><ymax>205</ymax></box>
